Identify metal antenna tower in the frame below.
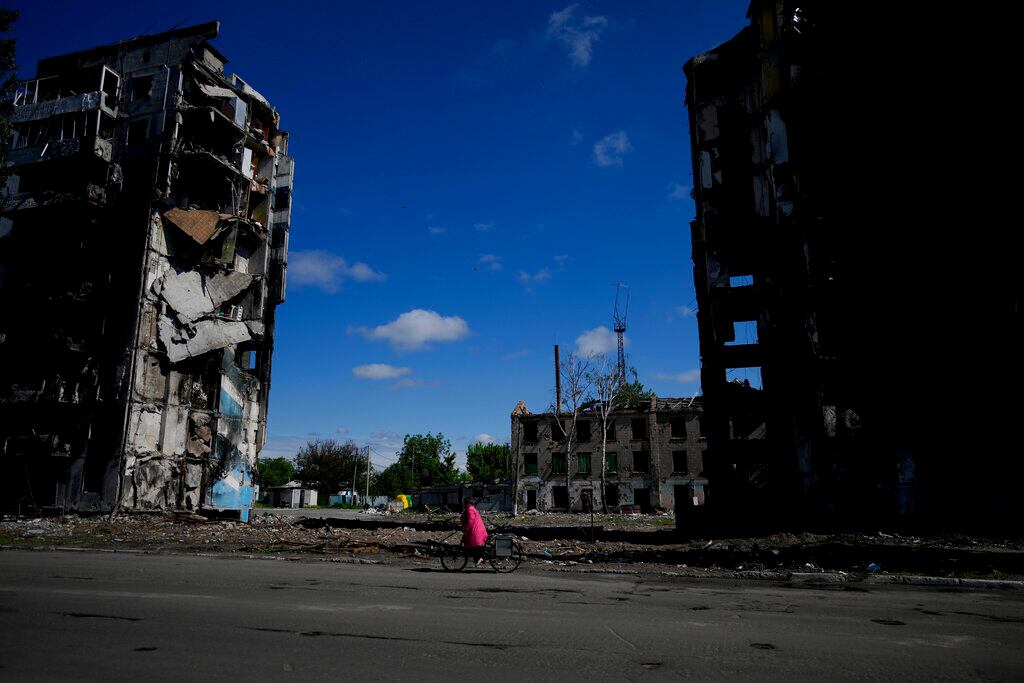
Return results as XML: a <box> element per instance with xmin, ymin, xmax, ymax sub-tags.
<box><xmin>613</xmin><ymin>284</ymin><xmax>630</xmax><ymax>388</ymax></box>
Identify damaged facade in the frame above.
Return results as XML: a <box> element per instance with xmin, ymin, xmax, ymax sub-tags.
<box><xmin>510</xmin><ymin>398</ymin><xmax>707</xmax><ymax>513</ymax></box>
<box><xmin>0</xmin><ymin>23</ymin><xmax>293</xmax><ymax>520</ymax></box>
<box><xmin>684</xmin><ymin>1</ymin><xmax>1022</xmax><ymax>527</ymax></box>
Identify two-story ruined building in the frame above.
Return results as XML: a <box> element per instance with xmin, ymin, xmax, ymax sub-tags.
<box><xmin>0</xmin><ymin>23</ymin><xmax>293</xmax><ymax>520</ymax></box>
<box><xmin>510</xmin><ymin>398</ymin><xmax>708</xmax><ymax>513</ymax></box>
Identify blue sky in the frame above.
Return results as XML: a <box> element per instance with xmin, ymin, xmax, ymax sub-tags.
<box><xmin>11</xmin><ymin>1</ymin><xmax>750</xmax><ymax>469</ymax></box>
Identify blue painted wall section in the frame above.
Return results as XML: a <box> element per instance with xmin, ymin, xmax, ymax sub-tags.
<box><xmin>206</xmin><ymin>348</ymin><xmax>255</xmax><ymax>522</ymax></box>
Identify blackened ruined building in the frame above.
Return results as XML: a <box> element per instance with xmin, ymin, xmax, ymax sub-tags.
<box><xmin>0</xmin><ymin>23</ymin><xmax>293</xmax><ymax>520</ymax></box>
<box><xmin>510</xmin><ymin>398</ymin><xmax>708</xmax><ymax>513</ymax></box>
<box><xmin>685</xmin><ymin>1</ymin><xmax>1021</xmax><ymax>528</ymax></box>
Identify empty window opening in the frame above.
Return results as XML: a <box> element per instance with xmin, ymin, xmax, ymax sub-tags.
<box><xmin>523</xmin><ymin>421</ymin><xmax>538</xmax><ymax>443</ymax></box>
<box><xmin>670</xmin><ymin>416</ymin><xmax>687</xmax><ymax>438</ymax></box>
<box><xmin>576</xmin><ymin>420</ymin><xmax>591</xmax><ymax>442</ymax></box>
<box><xmin>632</xmin><ymin>451</ymin><xmax>650</xmax><ymax>473</ymax></box>
<box><xmin>130</xmin><ymin>75</ymin><xmax>154</xmax><ymax>101</ymax></box>
<box><xmin>523</xmin><ymin>453</ymin><xmax>538</xmax><ymax>475</ymax></box>
<box><xmin>526</xmin><ymin>489</ymin><xmax>537</xmax><ymax>510</ymax></box>
<box><xmin>730</xmin><ymin>274</ymin><xmax>754</xmax><ymax>287</ymax></box>
<box><xmin>101</xmin><ymin>68</ymin><xmax>119</xmax><ymax>101</ymax></box>
<box><xmin>577</xmin><ymin>453</ymin><xmax>591</xmax><ymax>474</ymax></box>
<box><xmin>672</xmin><ymin>451</ymin><xmax>688</xmax><ymax>473</ymax></box>
<box><xmin>551</xmin><ymin>486</ymin><xmax>569</xmax><ymax>510</ymax></box>
<box><xmin>550</xmin><ymin>420</ymin><xmax>565</xmax><ymax>442</ymax></box>
<box><xmin>127</xmin><ymin>119</ymin><xmax>148</xmax><ymax>144</ymax></box>
<box><xmin>726</xmin><ymin>366</ymin><xmax>763</xmax><ymax>389</ymax></box>
<box><xmin>605</xmin><ymin>421</ymin><xmax>616</xmax><ymax>441</ymax></box>
<box><xmin>631</xmin><ymin>418</ymin><xmax>647</xmax><ymax>440</ymax></box>
<box><xmin>725</xmin><ymin>320</ymin><xmax>758</xmax><ymax>346</ymax></box>
<box><xmin>605</xmin><ymin>452</ymin><xmax>618</xmax><ymax>473</ymax></box>
<box><xmin>551</xmin><ymin>453</ymin><xmax>567</xmax><ymax>475</ymax></box>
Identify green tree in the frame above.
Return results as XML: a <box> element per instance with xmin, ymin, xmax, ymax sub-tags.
<box><xmin>618</xmin><ymin>377</ymin><xmax>656</xmax><ymax>408</ymax></box>
<box><xmin>371</xmin><ymin>433</ymin><xmax>458</xmax><ymax>497</ymax></box>
<box><xmin>466</xmin><ymin>442</ymin><xmax>510</xmax><ymax>483</ymax></box>
<box><xmin>255</xmin><ymin>456</ymin><xmax>296</xmax><ymax>488</ymax></box>
<box><xmin>0</xmin><ymin>9</ymin><xmax>19</xmax><ymax>181</ymax></box>
<box><xmin>295</xmin><ymin>439</ymin><xmax>366</xmax><ymax>495</ymax></box>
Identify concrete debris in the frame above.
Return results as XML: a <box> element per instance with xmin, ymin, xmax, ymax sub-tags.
<box><xmin>162</xmin><ymin>207</ymin><xmax>231</xmax><ymax>245</ymax></box>
<box><xmin>159</xmin><ymin>316</ymin><xmax>252</xmax><ymax>362</ymax></box>
<box><xmin>159</xmin><ymin>269</ymin><xmax>253</xmax><ymax>324</ymax></box>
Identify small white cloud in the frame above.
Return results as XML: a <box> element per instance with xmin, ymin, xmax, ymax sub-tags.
<box><xmin>352</xmin><ymin>363</ymin><xmax>412</xmax><ymax>380</ymax></box>
<box><xmin>667</xmin><ymin>182</ymin><xmax>691</xmax><ymax>201</ymax></box>
<box><xmin>655</xmin><ymin>370</ymin><xmax>701</xmax><ymax>384</ymax></box>
<box><xmin>478</xmin><ymin>254</ymin><xmax>502</xmax><ymax>271</ymax></box>
<box><xmin>427</xmin><ymin>225</ymin><xmax>447</xmax><ymax>235</ymax></box>
<box><xmin>676</xmin><ymin>305</ymin><xmax>696</xmax><ymax>317</ymax></box>
<box><xmin>336</xmin><ymin>426</ymin><xmax>349</xmax><ymax>434</ymax></box>
<box><xmin>593</xmin><ymin>130</ymin><xmax>633</xmax><ymax>167</ymax></box>
<box><xmin>576</xmin><ymin>325</ymin><xmax>624</xmax><ymax>357</ymax></box>
<box><xmin>502</xmin><ymin>349</ymin><xmax>530</xmax><ymax>361</ymax></box>
<box><xmin>553</xmin><ymin>254</ymin><xmax>569</xmax><ymax>270</ymax></box>
<box><xmin>349</xmin><ymin>309</ymin><xmax>471</xmax><ymax>351</ymax></box>
<box><xmin>473</xmin><ymin>433</ymin><xmax>495</xmax><ymax>445</ymax></box>
<box><xmin>547</xmin><ymin>4</ymin><xmax>608</xmax><ymax>68</ymax></box>
<box><xmin>474</xmin><ymin>222</ymin><xmax>495</xmax><ymax>232</ymax></box>
<box><xmin>289</xmin><ymin>250</ymin><xmax>386</xmax><ymax>293</ymax></box>
<box><xmin>570</xmin><ymin>129</ymin><xmax>584</xmax><ymax>145</ymax></box>
<box><xmin>395</xmin><ymin>378</ymin><xmax>426</xmax><ymax>388</ymax></box>
<box><xmin>517</xmin><ymin>268</ymin><xmax>552</xmax><ymax>290</ymax></box>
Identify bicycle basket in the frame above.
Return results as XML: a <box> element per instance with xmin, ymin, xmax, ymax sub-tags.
<box><xmin>494</xmin><ymin>536</ymin><xmax>514</xmax><ymax>557</ymax></box>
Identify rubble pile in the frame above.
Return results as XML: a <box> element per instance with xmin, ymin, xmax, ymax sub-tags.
<box><xmin>2</xmin><ymin>513</ymin><xmax>1021</xmax><ymax>580</ymax></box>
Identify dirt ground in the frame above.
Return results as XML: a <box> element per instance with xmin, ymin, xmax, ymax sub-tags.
<box><xmin>3</xmin><ymin>510</ymin><xmax>1022</xmax><ymax>581</ymax></box>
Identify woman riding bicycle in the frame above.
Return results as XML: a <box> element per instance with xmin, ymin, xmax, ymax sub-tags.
<box><xmin>461</xmin><ymin>498</ymin><xmax>488</xmax><ymax>566</ymax></box>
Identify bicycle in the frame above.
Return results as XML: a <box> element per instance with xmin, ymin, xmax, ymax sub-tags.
<box><xmin>429</xmin><ymin>521</ymin><xmax>525</xmax><ymax>573</ymax></box>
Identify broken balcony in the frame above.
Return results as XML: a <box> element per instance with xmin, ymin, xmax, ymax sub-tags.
<box><xmin>12</xmin><ymin>66</ymin><xmax>120</xmax><ymax>124</ymax></box>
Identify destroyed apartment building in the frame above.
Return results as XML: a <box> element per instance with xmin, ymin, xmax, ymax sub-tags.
<box><xmin>510</xmin><ymin>398</ymin><xmax>708</xmax><ymax>514</ymax></box>
<box><xmin>0</xmin><ymin>22</ymin><xmax>293</xmax><ymax>520</ymax></box>
<box><xmin>684</xmin><ymin>0</ymin><xmax>1022</xmax><ymax>527</ymax></box>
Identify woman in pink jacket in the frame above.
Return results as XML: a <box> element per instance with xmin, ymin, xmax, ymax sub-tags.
<box><xmin>461</xmin><ymin>498</ymin><xmax>488</xmax><ymax>566</ymax></box>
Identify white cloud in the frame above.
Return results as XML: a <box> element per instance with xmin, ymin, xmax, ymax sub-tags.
<box><xmin>667</xmin><ymin>182</ymin><xmax>691</xmax><ymax>201</ymax></box>
<box><xmin>547</xmin><ymin>4</ymin><xmax>608</xmax><ymax>68</ymax></box>
<box><xmin>655</xmin><ymin>370</ymin><xmax>701</xmax><ymax>384</ymax></box>
<box><xmin>478</xmin><ymin>254</ymin><xmax>502</xmax><ymax>271</ymax></box>
<box><xmin>676</xmin><ymin>305</ymin><xmax>696</xmax><ymax>317</ymax></box>
<box><xmin>502</xmin><ymin>349</ymin><xmax>530</xmax><ymax>360</ymax></box>
<box><xmin>349</xmin><ymin>309</ymin><xmax>471</xmax><ymax>350</ymax></box>
<box><xmin>289</xmin><ymin>250</ymin><xmax>386</xmax><ymax>293</ymax></box>
<box><xmin>427</xmin><ymin>225</ymin><xmax>447</xmax><ymax>235</ymax></box>
<box><xmin>336</xmin><ymin>426</ymin><xmax>350</xmax><ymax>434</ymax></box>
<box><xmin>593</xmin><ymin>130</ymin><xmax>633</xmax><ymax>167</ymax></box>
<box><xmin>553</xmin><ymin>254</ymin><xmax>569</xmax><ymax>270</ymax></box>
<box><xmin>570</xmin><ymin>129</ymin><xmax>584</xmax><ymax>145</ymax></box>
<box><xmin>517</xmin><ymin>268</ymin><xmax>552</xmax><ymax>290</ymax></box>
<box><xmin>352</xmin><ymin>363</ymin><xmax>412</xmax><ymax>380</ymax></box>
<box><xmin>395</xmin><ymin>378</ymin><xmax>426</xmax><ymax>388</ymax></box>
<box><xmin>576</xmin><ymin>325</ymin><xmax>625</xmax><ymax>357</ymax></box>
<box><xmin>474</xmin><ymin>222</ymin><xmax>495</xmax><ymax>232</ymax></box>
<box><xmin>473</xmin><ymin>433</ymin><xmax>495</xmax><ymax>445</ymax></box>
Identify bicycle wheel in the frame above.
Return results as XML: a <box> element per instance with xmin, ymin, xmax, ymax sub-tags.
<box><xmin>488</xmin><ymin>539</ymin><xmax>524</xmax><ymax>573</ymax></box>
<box><xmin>440</xmin><ymin>544</ymin><xmax>467</xmax><ymax>572</ymax></box>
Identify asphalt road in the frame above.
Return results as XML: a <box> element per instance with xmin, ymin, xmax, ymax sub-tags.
<box><xmin>1</xmin><ymin>550</ymin><xmax>1022</xmax><ymax>681</ymax></box>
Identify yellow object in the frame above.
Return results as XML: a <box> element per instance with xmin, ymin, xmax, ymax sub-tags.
<box><xmin>396</xmin><ymin>494</ymin><xmax>411</xmax><ymax>509</ymax></box>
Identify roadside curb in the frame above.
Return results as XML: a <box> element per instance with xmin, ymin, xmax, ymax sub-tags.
<box><xmin>863</xmin><ymin>574</ymin><xmax>1024</xmax><ymax>590</ymax></box>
